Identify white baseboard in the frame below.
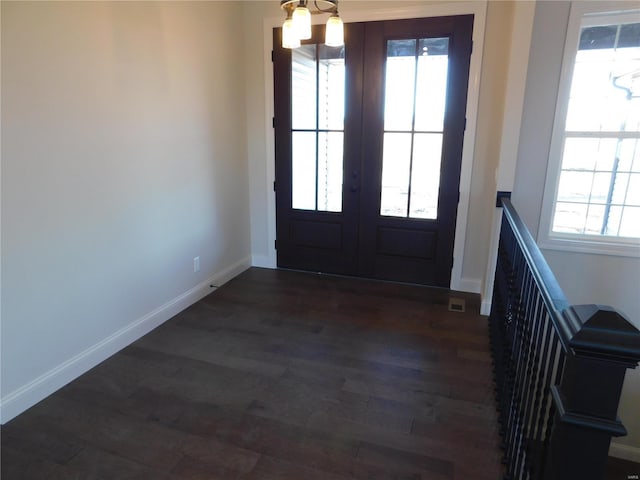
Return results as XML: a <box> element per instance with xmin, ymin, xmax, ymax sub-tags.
<box><xmin>480</xmin><ymin>299</ymin><xmax>492</xmax><ymax>316</ymax></box>
<box><xmin>457</xmin><ymin>277</ymin><xmax>482</xmax><ymax>294</ymax></box>
<box><xmin>0</xmin><ymin>256</ymin><xmax>251</xmax><ymax>424</ymax></box>
<box><xmin>210</xmin><ymin>256</ymin><xmax>252</xmax><ymax>287</ymax></box>
<box><xmin>610</xmin><ymin>441</ymin><xmax>640</xmax><ymax>463</ymax></box>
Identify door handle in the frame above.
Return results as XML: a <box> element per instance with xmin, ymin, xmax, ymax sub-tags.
<box><xmin>350</xmin><ymin>184</ymin><xmax>359</xmax><ymax>192</ymax></box>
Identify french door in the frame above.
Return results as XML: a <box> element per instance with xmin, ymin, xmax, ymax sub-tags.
<box><xmin>273</xmin><ymin>15</ymin><xmax>473</xmax><ymax>287</ymax></box>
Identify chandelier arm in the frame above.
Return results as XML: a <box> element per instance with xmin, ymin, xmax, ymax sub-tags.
<box><xmin>280</xmin><ymin>0</ymin><xmax>338</xmax><ymax>15</ymax></box>
<box><xmin>314</xmin><ymin>0</ymin><xmax>338</xmax><ymax>14</ymax></box>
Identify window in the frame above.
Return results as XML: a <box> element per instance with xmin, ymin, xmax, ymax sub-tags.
<box><xmin>291</xmin><ymin>44</ymin><xmax>345</xmax><ymax>212</ymax></box>
<box><xmin>380</xmin><ymin>37</ymin><xmax>449</xmax><ymax>220</ymax></box>
<box><xmin>540</xmin><ymin>4</ymin><xmax>640</xmax><ymax>256</ymax></box>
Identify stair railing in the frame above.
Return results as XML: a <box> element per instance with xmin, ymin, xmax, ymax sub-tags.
<box><xmin>489</xmin><ymin>197</ymin><xmax>640</xmax><ymax>480</ymax></box>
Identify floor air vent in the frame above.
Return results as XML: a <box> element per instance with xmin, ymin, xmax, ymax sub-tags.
<box><xmin>448</xmin><ymin>297</ymin><xmax>466</xmax><ymax>313</ymax></box>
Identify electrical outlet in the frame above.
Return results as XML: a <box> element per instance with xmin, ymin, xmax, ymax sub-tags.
<box><xmin>193</xmin><ymin>256</ymin><xmax>200</xmax><ymax>273</ymax></box>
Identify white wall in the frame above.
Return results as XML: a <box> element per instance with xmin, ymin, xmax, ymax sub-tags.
<box><xmin>244</xmin><ymin>0</ymin><xmax>520</xmax><ymax>294</ymax></box>
<box><xmin>1</xmin><ymin>1</ymin><xmax>251</xmax><ymax>422</ymax></box>
<box><xmin>513</xmin><ymin>0</ymin><xmax>640</xmax><ymax>460</ymax></box>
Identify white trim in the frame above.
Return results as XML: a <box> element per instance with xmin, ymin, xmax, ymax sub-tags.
<box><xmin>583</xmin><ymin>9</ymin><xmax>640</xmax><ymax>27</ymax></box>
<box><xmin>564</xmin><ymin>131</ymin><xmax>640</xmax><ymax>139</ymax></box>
<box><xmin>482</xmin><ymin>206</ymin><xmax>504</xmax><ymax>317</ymax></box>
<box><xmin>450</xmin><ymin>2</ymin><xmax>487</xmax><ymax>292</ymax></box>
<box><xmin>0</xmin><ymin>256</ymin><xmax>251</xmax><ymax>424</ymax></box>
<box><xmin>609</xmin><ymin>441</ymin><xmax>640</xmax><ymax>463</ymax></box>
<box><xmin>209</xmin><ymin>256</ymin><xmax>252</xmax><ymax>287</ymax></box>
<box><xmin>482</xmin><ymin>1</ymin><xmax>536</xmax><ymax>320</ymax></box>
<box><xmin>480</xmin><ymin>299</ymin><xmax>492</xmax><ymax>317</ymax></box>
<box><xmin>263</xmin><ymin>2</ymin><xmax>488</xmax><ymax>292</ymax></box>
<box><xmin>457</xmin><ymin>277</ymin><xmax>482</xmax><ymax>294</ymax></box>
<box><xmin>539</xmin><ymin>236</ymin><xmax>640</xmax><ymax>258</ymax></box>
<box><xmin>538</xmin><ymin>2</ymin><xmax>640</xmax><ymax>256</ymax></box>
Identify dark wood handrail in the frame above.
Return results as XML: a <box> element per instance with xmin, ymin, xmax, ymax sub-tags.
<box><xmin>500</xmin><ymin>198</ymin><xmax>570</xmax><ymax>345</ymax></box>
<box><xmin>501</xmin><ymin>197</ymin><xmax>640</xmax><ymax>364</ymax></box>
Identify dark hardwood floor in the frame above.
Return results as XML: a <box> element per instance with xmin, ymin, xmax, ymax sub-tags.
<box><xmin>606</xmin><ymin>456</ymin><xmax>640</xmax><ymax>480</ymax></box>
<box><xmin>1</xmin><ymin>267</ymin><xmax>636</xmax><ymax>479</ymax></box>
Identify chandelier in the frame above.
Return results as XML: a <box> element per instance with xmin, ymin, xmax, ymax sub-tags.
<box><xmin>280</xmin><ymin>0</ymin><xmax>344</xmax><ymax>49</ymax></box>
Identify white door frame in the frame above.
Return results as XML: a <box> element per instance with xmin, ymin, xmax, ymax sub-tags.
<box><xmin>260</xmin><ymin>2</ymin><xmax>488</xmax><ymax>292</ymax></box>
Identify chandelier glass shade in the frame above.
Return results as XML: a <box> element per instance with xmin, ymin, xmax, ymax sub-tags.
<box><xmin>282</xmin><ymin>17</ymin><xmax>301</xmax><ymax>48</ymax></box>
<box><xmin>292</xmin><ymin>4</ymin><xmax>312</xmax><ymax>39</ymax></box>
<box><xmin>280</xmin><ymin>1</ymin><xmax>344</xmax><ymax>49</ymax></box>
<box><xmin>325</xmin><ymin>14</ymin><xmax>344</xmax><ymax>47</ymax></box>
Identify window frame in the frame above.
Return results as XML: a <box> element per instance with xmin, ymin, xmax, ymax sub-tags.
<box><xmin>538</xmin><ymin>1</ymin><xmax>640</xmax><ymax>258</ymax></box>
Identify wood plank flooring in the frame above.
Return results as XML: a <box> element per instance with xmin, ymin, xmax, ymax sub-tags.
<box><xmin>1</xmin><ymin>267</ymin><xmax>635</xmax><ymax>479</ymax></box>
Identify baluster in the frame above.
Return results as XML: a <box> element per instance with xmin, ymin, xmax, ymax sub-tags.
<box><xmin>514</xmin><ymin>289</ymin><xmax>545</xmax><ymax>478</ymax></box>
<box><xmin>526</xmin><ymin>308</ymin><xmax>553</xmax><ymax>478</ymax></box>
<box><xmin>488</xmin><ymin>199</ymin><xmax>640</xmax><ymax>480</ymax></box>
<box><xmin>537</xmin><ymin>337</ymin><xmax>564</xmax><ymax>480</ymax></box>
<box><xmin>504</xmin><ymin>269</ymin><xmax>530</xmax><ymax>476</ymax></box>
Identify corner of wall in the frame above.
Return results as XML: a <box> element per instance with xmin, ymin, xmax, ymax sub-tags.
<box><xmin>609</xmin><ymin>441</ymin><xmax>640</xmax><ymax>463</ymax></box>
<box><xmin>0</xmin><ymin>257</ymin><xmax>251</xmax><ymax>424</ymax></box>
<box><xmin>251</xmin><ymin>254</ymin><xmax>276</xmax><ymax>269</ymax></box>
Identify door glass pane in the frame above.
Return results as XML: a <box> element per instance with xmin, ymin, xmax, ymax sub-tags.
<box><xmin>318</xmin><ymin>45</ymin><xmax>345</xmax><ymax>130</ymax></box>
<box><xmin>384</xmin><ymin>40</ymin><xmax>417</xmax><ymax>131</ymax></box>
<box><xmin>410</xmin><ymin>134</ymin><xmax>443</xmax><ymax>219</ymax></box>
<box><xmin>380</xmin><ymin>133</ymin><xmax>412</xmax><ymax>217</ymax></box>
<box><xmin>414</xmin><ymin>38</ymin><xmax>449</xmax><ymax>132</ymax></box>
<box><xmin>292</xmin><ymin>45</ymin><xmax>317</xmax><ymax>130</ymax></box>
<box><xmin>291</xmin><ymin>43</ymin><xmax>345</xmax><ymax>213</ymax></box>
<box><xmin>380</xmin><ymin>37</ymin><xmax>449</xmax><ymax>219</ymax></box>
<box><xmin>292</xmin><ymin>132</ymin><xmax>317</xmax><ymax>210</ymax></box>
<box><xmin>318</xmin><ymin>132</ymin><xmax>343</xmax><ymax>212</ymax></box>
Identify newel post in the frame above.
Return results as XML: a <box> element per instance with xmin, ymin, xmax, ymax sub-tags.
<box><xmin>543</xmin><ymin>304</ymin><xmax>640</xmax><ymax>480</ymax></box>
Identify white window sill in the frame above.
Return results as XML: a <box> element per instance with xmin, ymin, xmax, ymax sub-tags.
<box><xmin>538</xmin><ymin>235</ymin><xmax>640</xmax><ymax>258</ymax></box>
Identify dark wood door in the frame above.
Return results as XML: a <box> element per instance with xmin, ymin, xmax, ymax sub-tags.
<box><xmin>273</xmin><ymin>23</ymin><xmax>365</xmax><ymax>275</ymax></box>
<box><xmin>274</xmin><ymin>15</ymin><xmax>473</xmax><ymax>287</ymax></box>
<box><xmin>358</xmin><ymin>16</ymin><xmax>473</xmax><ymax>287</ymax></box>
